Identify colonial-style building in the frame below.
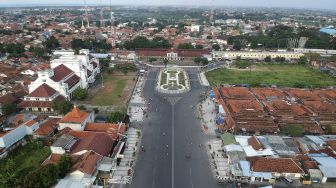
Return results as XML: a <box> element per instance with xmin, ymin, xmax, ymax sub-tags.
<box><xmin>135</xmin><ymin>48</ymin><xmax>210</xmax><ymax>61</ymax></box>
<box><xmin>18</xmin><ymin>49</ymin><xmax>100</xmax><ymax>113</ymax></box>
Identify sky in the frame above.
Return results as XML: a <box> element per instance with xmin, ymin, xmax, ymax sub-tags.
<box><xmin>0</xmin><ymin>0</ymin><xmax>335</xmax><ymax>10</ymax></box>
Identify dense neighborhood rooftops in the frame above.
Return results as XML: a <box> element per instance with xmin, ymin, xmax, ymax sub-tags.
<box><xmin>283</xmin><ymin>88</ymin><xmax>321</xmax><ymax>101</ymax></box>
<box><xmin>85</xmin><ymin>123</ymin><xmax>127</xmax><ymax>140</ymax></box>
<box><xmin>35</xmin><ymin>118</ymin><xmax>60</xmax><ymax>136</ymax></box>
<box><xmin>251</xmin><ymin>87</ymin><xmax>286</xmax><ymax>101</ymax></box>
<box><xmin>220</xmin><ymin>87</ymin><xmax>254</xmax><ymax>100</ymax></box>
<box><xmin>71</xmin><ymin>150</ymin><xmax>102</xmax><ymax>175</ymax></box>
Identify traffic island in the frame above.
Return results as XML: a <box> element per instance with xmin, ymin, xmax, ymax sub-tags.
<box><xmin>156</xmin><ymin>68</ymin><xmax>190</xmax><ymax>94</ymax></box>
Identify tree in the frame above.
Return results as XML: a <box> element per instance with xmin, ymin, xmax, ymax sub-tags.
<box><xmin>58</xmin><ymin>155</ymin><xmax>72</xmax><ymax>178</ymax></box>
<box><xmin>177</xmin><ymin>43</ymin><xmax>194</xmax><ymax>49</ymax></box>
<box><xmin>1</xmin><ymin>103</ymin><xmax>17</xmax><ymax>115</ymax></box>
<box><xmin>163</xmin><ymin>59</ymin><xmax>169</xmax><ymax>67</ymax></box>
<box><xmin>53</xmin><ymin>101</ymin><xmax>73</xmax><ymax>115</ymax></box>
<box><xmin>24</xmin><ymin>164</ymin><xmax>59</xmax><ymax>188</ymax></box>
<box><xmin>149</xmin><ymin>57</ymin><xmax>157</xmax><ymax>62</ymax></box>
<box><xmin>298</xmin><ymin>56</ymin><xmax>308</xmax><ymax>65</ymax></box>
<box><xmin>200</xmin><ymin>58</ymin><xmax>209</xmax><ymax>65</ymax></box>
<box><xmin>283</xmin><ymin>124</ymin><xmax>305</xmax><ymax>137</ymax></box>
<box><xmin>44</xmin><ymin>36</ymin><xmax>60</xmax><ymax>51</ymax></box>
<box><xmin>212</xmin><ymin>44</ymin><xmax>220</xmax><ymax>51</ymax></box>
<box><xmin>264</xmin><ymin>56</ymin><xmax>272</xmax><ymax>62</ymax></box>
<box><xmin>108</xmin><ymin>111</ymin><xmax>125</xmax><ymax>123</ymax></box>
<box><xmin>73</xmin><ymin>88</ymin><xmax>88</xmax><ymax>100</ymax></box>
<box><xmin>193</xmin><ymin>57</ymin><xmax>201</xmax><ymax>65</ymax></box>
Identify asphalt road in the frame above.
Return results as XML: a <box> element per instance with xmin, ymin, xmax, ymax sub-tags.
<box><xmin>127</xmin><ymin>68</ymin><xmax>230</xmax><ymax>188</ymax></box>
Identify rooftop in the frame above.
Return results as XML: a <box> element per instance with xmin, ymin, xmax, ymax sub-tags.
<box><xmin>60</xmin><ymin>107</ymin><xmax>90</xmax><ymax>124</ymax></box>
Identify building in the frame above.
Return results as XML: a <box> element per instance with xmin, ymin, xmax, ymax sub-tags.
<box><xmin>212</xmin><ymin>51</ymin><xmax>304</xmax><ymax>61</ymax></box>
<box><xmin>18</xmin><ymin>83</ymin><xmax>66</xmax><ymax>113</ymax></box>
<box><xmin>135</xmin><ymin>48</ymin><xmax>210</xmax><ymax>61</ymax></box>
<box><xmin>58</xmin><ymin>107</ymin><xmax>94</xmax><ymax>131</ymax></box>
<box><xmin>19</xmin><ymin>49</ymin><xmax>101</xmax><ymax>113</ymax></box>
<box><xmin>248</xmin><ymin>157</ymin><xmax>305</xmax><ymax>180</ymax></box>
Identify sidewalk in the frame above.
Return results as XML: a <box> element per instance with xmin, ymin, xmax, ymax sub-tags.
<box><xmin>128</xmin><ymin>76</ymin><xmax>147</xmax><ymax>122</ymax></box>
<box><xmin>199</xmin><ymin>97</ymin><xmax>217</xmax><ymax>135</ymax></box>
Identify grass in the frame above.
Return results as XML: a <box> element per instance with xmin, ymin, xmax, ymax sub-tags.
<box><xmin>206</xmin><ymin>63</ymin><xmax>336</xmax><ymax>88</ymax></box>
<box><xmin>90</xmin><ymin>72</ymin><xmax>136</xmax><ymax>106</ymax></box>
<box><xmin>0</xmin><ymin>140</ymin><xmax>51</xmax><ymax>186</ymax></box>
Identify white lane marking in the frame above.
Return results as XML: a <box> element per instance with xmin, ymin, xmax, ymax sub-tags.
<box><xmin>172</xmin><ymin>103</ymin><xmax>175</xmax><ymax>188</ymax></box>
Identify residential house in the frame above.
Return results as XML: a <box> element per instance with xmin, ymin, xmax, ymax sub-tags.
<box><xmin>58</xmin><ymin>107</ymin><xmax>94</xmax><ymax>131</ymax></box>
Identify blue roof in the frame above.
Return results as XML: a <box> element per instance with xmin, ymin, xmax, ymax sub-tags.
<box><xmin>319</xmin><ymin>28</ymin><xmax>336</xmax><ymax>35</ymax></box>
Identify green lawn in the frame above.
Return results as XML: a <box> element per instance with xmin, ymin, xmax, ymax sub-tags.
<box><xmin>206</xmin><ymin>64</ymin><xmax>336</xmax><ymax>88</ymax></box>
<box><xmin>0</xmin><ymin>140</ymin><xmax>51</xmax><ymax>187</ymax></box>
<box><xmin>90</xmin><ymin>72</ymin><xmax>136</xmax><ymax>106</ymax></box>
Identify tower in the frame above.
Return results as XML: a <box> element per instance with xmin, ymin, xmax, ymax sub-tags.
<box><xmin>100</xmin><ymin>0</ymin><xmax>104</xmax><ymax>27</ymax></box>
<box><xmin>84</xmin><ymin>0</ymin><xmax>89</xmax><ymax>28</ymax></box>
<box><xmin>110</xmin><ymin>0</ymin><xmax>116</xmax><ymax>48</ymax></box>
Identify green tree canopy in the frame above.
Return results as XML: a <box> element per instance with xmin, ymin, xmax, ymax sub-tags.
<box><xmin>283</xmin><ymin>124</ymin><xmax>305</xmax><ymax>137</ymax></box>
<box><xmin>73</xmin><ymin>88</ymin><xmax>88</xmax><ymax>100</ymax></box>
<box><xmin>52</xmin><ymin>101</ymin><xmax>73</xmax><ymax>115</ymax></box>
<box><xmin>1</xmin><ymin>103</ymin><xmax>17</xmax><ymax>116</ymax></box>
<box><xmin>108</xmin><ymin>111</ymin><xmax>125</xmax><ymax>123</ymax></box>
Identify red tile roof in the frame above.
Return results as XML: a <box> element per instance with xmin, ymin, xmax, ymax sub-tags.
<box><xmin>249</xmin><ymin>157</ymin><xmax>304</xmax><ymax>174</ymax></box>
<box><xmin>72</xmin><ymin>150</ymin><xmax>102</xmax><ymax>175</ymax></box>
<box><xmin>24</xmin><ymin>119</ymin><xmax>37</xmax><ymax>127</ymax></box>
<box><xmin>68</xmin><ymin>131</ymin><xmax>114</xmax><ymax>156</ymax></box>
<box><xmin>35</xmin><ymin>118</ymin><xmax>61</xmax><ymax>136</ymax></box>
<box><xmin>27</xmin><ymin>83</ymin><xmax>58</xmax><ymax>98</ymax></box>
<box><xmin>60</xmin><ymin>107</ymin><xmax>90</xmax><ymax>124</ymax></box>
<box><xmin>64</xmin><ymin>74</ymin><xmax>80</xmax><ymax>89</ymax></box>
<box><xmin>0</xmin><ymin>93</ymin><xmax>17</xmax><ymax>104</ymax></box>
<box><xmin>19</xmin><ymin>95</ymin><xmax>65</xmax><ymax>108</ymax></box>
<box><xmin>248</xmin><ymin>136</ymin><xmax>264</xmax><ymax>150</ymax></box>
<box><xmin>85</xmin><ymin>123</ymin><xmax>127</xmax><ymax>140</ymax></box>
<box><xmin>50</xmin><ymin>64</ymin><xmax>73</xmax><ymax>82</ymax></box>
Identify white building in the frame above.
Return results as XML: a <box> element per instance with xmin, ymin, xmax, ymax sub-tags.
<box><xmin>58</xmin><ymin>107</ymin><xmax>94</xmax><ymax>131</ymax></box>
<box><xmin>19</xmin><ymin>49</ymin><xmax>100</xmax><ymax>113</ymax></box>
<box><xmin>212</xmin><ymin>51</ymin><xmax>304</xmax><ymax>61</ymax></box>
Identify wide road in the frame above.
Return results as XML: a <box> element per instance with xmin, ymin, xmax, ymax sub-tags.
<box><xmin>127</xmin><ymin>68</ymin><xmax>230</xmax><ymax>188</ymax></box>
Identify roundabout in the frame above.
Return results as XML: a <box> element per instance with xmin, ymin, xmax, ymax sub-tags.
<box><xmin>157</xmin><ymin>68</ymin><xmax>190</xmax><ymax>94</ymax></box>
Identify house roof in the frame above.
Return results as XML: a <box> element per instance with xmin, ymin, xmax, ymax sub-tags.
<box><xmin>85</xmin><ymin>123</ymin><xmax>127</xmax><ymax>140</ymax></box>
<box><xmin>249</xmin><ymin>157</ymin><xmax>304</xmax><ymax>174</ymax></box>
<box><xmin>60</xmin><ymin>107</ymin><xmax>90</xmax><ymax>124</ymax></box>
<box><xmin>326</xmin><ymin>140</ymin><xmax>336</xmax><ymax>151</ymax></box>
<box><xmin>68</xmin><ymin>130</ymin><xmax>114</xmax><ymax>156</ymax></box>
<box><xmin>27</xmin><ymin>83</ymin><xmax>58</xmax><ymax>98</ymax></box>
<box><xmin>64</xmin><ymin>74</ymin><xmax>80</xmax><ymax>89</ymax></box>
<box><xmin>72</xmin><ymin>150</ymin><xmax>102</xmax><ymax>175</ymax></box>
<box><xmin>19</xmin><ymin>95</ymin><xmax>65</xmax><ymax>108</ymax></box>
<box><xmin>0</xmin><ymin>93</ymin><xmax>17</xmax><ymax>104</ymax></box>
<box><xmin>35</xmin><ymin>118</ymin><xmax>61</xmax><ymax>136</ymax></box>
<box><xmin>50</xmin><ymin>64</ymin><xmax>74</xmax><ymax>82</ymax></box>
<box><xmin>248</xmin><ymin>136</ymin><xmax>264</xmax><ymax>151</ymax></box>
<box><xmin>24</xmin><ymin>119</ymin><xmax>37</xmax><ymax>127</ymax></box>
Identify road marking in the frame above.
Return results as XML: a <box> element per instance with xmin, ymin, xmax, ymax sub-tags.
<box><xmin>190</xmin><ymin>168</ymin><xmax>194</xmax><ymax>188</ymax></box>
<box><xmin>172</xmin><ymin>103</ymin><xmax>175</xmax><ymax>188</ymax></box>
<box><xmin>152</xmin><ymin>167</ymin><xmax>156</xmax><ymax>188</ymax></box>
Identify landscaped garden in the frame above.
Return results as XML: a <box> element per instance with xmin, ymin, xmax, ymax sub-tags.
<box><xmin>158</xmin><ymin>68</ymin><xmax>190</xmax><ymax>93</ymax></box>
<box><xmin>206</xmin><ymin>63</ymin><xmax>336</xmax><ymax>88</ymax></box>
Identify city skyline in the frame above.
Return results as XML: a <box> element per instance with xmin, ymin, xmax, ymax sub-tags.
<box><xmin>0</xmin><ymin>0</ymin><xmax>335</xmax><ymax>10</ymax></box>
